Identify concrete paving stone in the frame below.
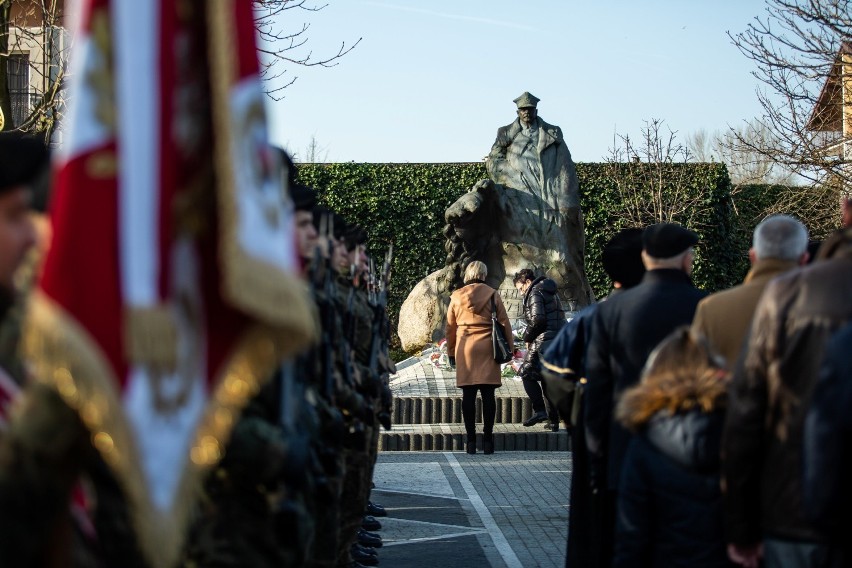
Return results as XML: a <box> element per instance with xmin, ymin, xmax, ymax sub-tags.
<box><xmin>372</xmin><ymin>451</ymin><xmax>571</xmax><ymax>568</ymax></box>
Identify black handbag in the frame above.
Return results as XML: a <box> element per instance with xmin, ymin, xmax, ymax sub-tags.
<box><xmin>490</xmin><ymin>293</ymin><xmax>513</xmax><ymax>363</ymax></box>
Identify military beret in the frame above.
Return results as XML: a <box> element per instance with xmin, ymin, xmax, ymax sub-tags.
<box><xmin>642</xmin><ymin>223</ymin><xmax>699</xmax><ymax>258</ymax></box>
<box><xmin>290</xmin><ymin>183</ymin><xmax>317</xmax><ymax>212</ymax></box>
<box><xmin>344</xmin><ymin>225</ymin><xmax>368</xmax><ymax>251</ymax></box>
<box><xmin>312</xmin><ymin>206</ymin><xmax>348</xmax><ymax>240</ymax></box>
<box><xmin>513</xmin><ymin>91</ymin><xmax>540</xmax><ymax>109</ymax></box>
<box><xmin>602</xmin><ymin>228</ymin><xmax>645</xmax><ymax>288</ymax></box>
<box><xmin>0</xmin><ymin>131</ymin><xmax>50</xmax><ymax>195</ymax></box>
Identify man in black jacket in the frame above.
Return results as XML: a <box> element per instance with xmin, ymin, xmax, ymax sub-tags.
<box><xmin>541</xmin><ymin>227</ymin><xmax>645</xmax><ymax>568</ymax></box>
<box><xmin>514</xmin><ymin>268</ymin><xmax>566</xmax><ymax>430</ymax></box>
<box><xmin>804</xmin><ymin>321</ymin><xmax>852</xmax><ymax>562</ymax></box>
<box><xmin>583</xmin><ymin>222</ymin><xmax>706</xmax><ymax>567</ymax></box>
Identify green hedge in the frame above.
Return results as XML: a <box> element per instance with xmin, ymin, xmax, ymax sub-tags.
<box><xmin>296</xmin><ymin>163</ymin><xmax>484</xmax><ymax>346</ymax></box>
<box><xmin>295</xmin><ymin>162</ymin><xmax>781</xmax><ymax>353</ymax></box>
<box><xmin>731</xmin><ymin>183</ymin><xmax>841</xmax><ymax>247</ymax></box>
<box><xmin>577</xmin><ymin>162</ymin><xmax>739</xmax><ymax>294</ymax></box>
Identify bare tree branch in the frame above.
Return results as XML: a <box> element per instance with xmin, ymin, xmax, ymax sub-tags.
<box><xmin>254</xmin><ymin>0</ymin><xmax>361</xmax><ymax>100</ymax></box>
<box><xmin>728</xmin><ymin>0</ymin><xmax>852</xmax><ymax>189</ymax></box>
<box><xmin>604</xmin><ymin>119</ymin><xmax>716</xmax><ymax>232</ymax></box>
<box><xmin>0</xmin><ymin>0</ymin><xmax>68</xmax><ymax>138</ymax></box>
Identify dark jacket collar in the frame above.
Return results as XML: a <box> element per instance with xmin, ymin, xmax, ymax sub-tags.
<box><xmin>641</xmin><ymin>268</ymin><xmax>694</xmax><ymax>286</ymax></box>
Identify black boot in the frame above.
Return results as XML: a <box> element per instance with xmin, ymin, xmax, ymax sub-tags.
<box><xmin>523</xmin><ymin>411</ymin><xmax>548</xmax><ymax>427</ymax></box>
<box><xmin>483</xmin><ymin>433</ymin><xmax>494</xmax><ymax>455</ymax></box>
<box><xmin>366</xmin><ymin>501</ymin><xmax>387</xmax><ymax>517</ymax></box>
<box><xmin>362</xmin><ymin>515</ymin><xmax>382</xmax><ymax>532</ymax></box>
<box><xmin>358</xmin><ymin>529</ymin><xmax>383</xmax><ymax>548</ymax></box>
<box><xmin>351</xmin><ymin>544</ymin><xmax>379</xmax><ymax>566</ymax></box>
<box><xmin>466</xmin><ymin>434</ymin><xmax>476</xmax><ymax>454</ymax></box>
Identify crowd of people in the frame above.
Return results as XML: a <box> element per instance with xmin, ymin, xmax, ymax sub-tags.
<box><xmin>3</xmin><ymin>120</ymin><xmax>852</xmax><ymax>568</ymax></box>
<box><xmin>535</xmin><ymin>215</ymin><xmax>852</xmax><ymax>568</ymax></box>
<box><xmin>0</xmin><ymin>134</ymin><xmax>395</xmax><ymax>568</ymax></box>
<box><xmin>442</xmin><ymin>200</ymin><xmax>852</xmax><ymax>567</ymax></box>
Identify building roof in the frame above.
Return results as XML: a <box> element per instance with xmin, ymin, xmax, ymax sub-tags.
<box><xmin>807</xmin><ymin>40</ymin><xmax>852</xmax><ymax>132</ymax></box>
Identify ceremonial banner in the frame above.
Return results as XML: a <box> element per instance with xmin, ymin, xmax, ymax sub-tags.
<box><xmin>21</xmin><ymin>1</ymin><xmax>316</xmax><ymax>566</ymax></box>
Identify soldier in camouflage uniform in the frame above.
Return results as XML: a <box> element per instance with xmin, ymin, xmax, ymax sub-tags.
<box><xmin>307</xmin><ymin>206</ymin><xmax>375</xmax><ymax>568</ymax></box>
<box><xmin>180</xmin><ymin>151</ymin><xmax>327</xmax><ymax>568</ymax></box>
<box><xmin>0</xmin><ymin>133</ymin><xmax>121</xmax><ymax>567</ymax></box>
<box><xmin>336</xmin><ymin>225</ymin><xmax>384</xmax><ymax>567</ymax></box>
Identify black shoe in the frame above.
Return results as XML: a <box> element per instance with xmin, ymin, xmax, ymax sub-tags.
<box><xmin>366</xmin><ymin>501</ymin><xmax>387</xmax><ymax>517</ymax></box>
<box><xmin>362</xmin><ymin>515</ymin><xmax>382</xmax><ymax>531</ymax></box>
<box><xmin>523</xmin><ymin>411</ymin><xmax>548</xmax><ymax>427</ymax></box>
<box><xmin>550</xmin><ymin>422</ymin><xmax>559</xmax><ymax>432</ymax></box>
<box><xmin>466</xmin><ymin>441</ymin><xmax>476</xmax><ymax>454</ymax></box>
<box><xmin>351</xmin><ymin>544</ymin><xmax>379</xmax><ymax>566</ymax></box>
<box><xmin>358</xmin><ymin>529</ymin><xmax>383</xmax><ymax>548</ymax></box>
<box><xmin>483</xmin><ymin>437</ymin><xmax>494</xmax><ymax>455</ymax></box>
<box><xmin>353</xmin><ymin>544</ymin><xmax>378</xmax><ymax>557</ymax></box>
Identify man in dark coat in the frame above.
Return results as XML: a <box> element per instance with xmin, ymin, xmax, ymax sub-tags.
<box><xmin>514</xmin><ymin>268</ymin><xmax>566</xmax><ymax>430</ymax></box>
<box><xmin>723</xmin><ymin>227</ymin><xmax>852</xmax><ymax>568</ymax></box>
<box><xmin>804</xmin><ymin>321</ymin><xmax>852</xmax><ymax>560</ymax></box>
<box><xmin>584</xmin><ymin>222</ymin><xmax>706</xmax><ymax>567</ymax></box>
<box><xmin>541</xmin><ymin>227</ymin><xmax>645</xmax><ymax>568</ymax></box>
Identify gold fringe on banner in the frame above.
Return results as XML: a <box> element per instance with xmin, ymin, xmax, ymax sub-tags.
<box><xmin>205</xmin><ymin>0</ymin><xmax>317</xmax><ymax>351</ymax></box>
<box><xmin>124</xmin><ymin>306</ymin><xmax>178</xmax><ymax>370</ymax></box>
<box><xmin>21</xmin><ymin>291</ymin><xmax>292</xmax><ymax>568</ymax></box>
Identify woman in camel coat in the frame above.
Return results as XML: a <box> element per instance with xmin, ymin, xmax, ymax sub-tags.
<box><xmin>445</xmin><ymin>261</ymin><xmax>513</xmax><ymax>455</ymax></box>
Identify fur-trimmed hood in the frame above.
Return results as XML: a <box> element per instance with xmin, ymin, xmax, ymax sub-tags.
<box><xmin>618</xmin><ymin>370</ymin><xmax>728</xmax><ymax>471</ymax></box>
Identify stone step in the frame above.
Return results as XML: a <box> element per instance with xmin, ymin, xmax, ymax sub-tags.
<box><xmin>391</xmin><ymin>395</ymin><xmax>534</xmax><ymax>425</ymax></box>
<box><xmin>378</xmin><ymin>423</ymin><xmax>570</xmax><ymax>452</ymax></box>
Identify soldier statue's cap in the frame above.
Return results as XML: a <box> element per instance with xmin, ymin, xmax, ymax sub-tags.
<box><xmin>513</xmin><ymin>91</ymin><xmax>540</xmax><ymax>109</ymax></box>
<box><xmin>0</xmin><ymin>131</ymin><xmax>50</xmax><ymax>196</ymax></box>
<box><xmin>642</xmin><ymin>223</ymin><xmax>699</xmax><ymax>258</ymax></box>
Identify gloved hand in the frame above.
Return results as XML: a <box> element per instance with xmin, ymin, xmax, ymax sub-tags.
<box><xmin>448</xmin><ymin>357</ymin><xmax>456</xmax><ymax>369</ymax></box>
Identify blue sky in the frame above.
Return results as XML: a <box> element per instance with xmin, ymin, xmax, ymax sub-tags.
<box><xmin>261</xmin><ymin>1</ymin><xmax>771</xmax><ymax>163</ymax></box>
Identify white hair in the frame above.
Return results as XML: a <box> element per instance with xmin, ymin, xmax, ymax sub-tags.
<box><xmin>753</xmin><ymin>215</ymin><xmax>808</xmax><ymax>262</ymax></box>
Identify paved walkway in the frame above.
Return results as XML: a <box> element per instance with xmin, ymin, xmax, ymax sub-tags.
<box><xmin>391</xmin><ymin>348</ymin><xmax>528</xmax><ymax>399</ymax></box>
<box><xmin>373</xmin><ymin>451</ymin><xmax>571</xmax><ymax>568</ymax></box>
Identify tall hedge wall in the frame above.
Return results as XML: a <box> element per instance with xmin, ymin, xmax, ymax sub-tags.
<box><xmin>296</xmin><ymin>162</ymin><xmax>737</xmax><ymax>352</ymax></box>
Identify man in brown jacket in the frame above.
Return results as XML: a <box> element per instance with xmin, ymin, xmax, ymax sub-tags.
<box><xmin>691</xmin><ymin>214</ymin><xmax>809</xmax><ymax>368</ymax></box>
<box><xmin>722</xmin><ymin>227</ymin><xmax>852</xmax><ymax>568</ymax></box>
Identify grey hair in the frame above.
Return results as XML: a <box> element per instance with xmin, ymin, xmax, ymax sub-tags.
<box><xmin>753</xmin><ymin>214</ymin><xmax>808</xmax><ymax>262</ymax></box>
<box><xmin>464</xmin><ymin>261</ymin><xmax>488</xmax><ymax>283</ymax></box>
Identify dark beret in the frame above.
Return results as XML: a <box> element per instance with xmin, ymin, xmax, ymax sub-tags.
<box><xmin>344</xmin><ymin>225</ymin><xmax>368</xmax><ymax>251</ymax></box>
<box><xmin>312</xmin><ymin>206</ymin><xmax>348</xmax><ymax>239</ymax></box>
<box><xmin>602</xmin><ymin>228</ymin><xmax>645</xmax><ymax>288</ymax></box>
<box><xmin>290</xmin><ymin>183</ymin><xmax>317</xmax><ymax>211</ymax></box>
<box><xmin>642</xmin><ymin>223</ymin><xmax>699</xmax><ymax>258</ymax></box>
<box><xmin>0</xmin><ymin>131</ymin><xmax>50</xmax><ymax>194</ymax></box>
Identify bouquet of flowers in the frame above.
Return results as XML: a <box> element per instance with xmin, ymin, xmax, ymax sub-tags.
<box><xmin>501</xmin><ymin>348</ymin><xmax>527</xmax><ymax>379</ymax></box>
<box><xmin>426</xmin><ymin>338</ymin><xmax>453</xmax><ymax>370</ymax></box>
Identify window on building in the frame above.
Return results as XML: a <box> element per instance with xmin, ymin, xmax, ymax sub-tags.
<box><xmin>7</xmin><ymin>53</ymin><xmax>31</xmax><ymax>128</ymax></box>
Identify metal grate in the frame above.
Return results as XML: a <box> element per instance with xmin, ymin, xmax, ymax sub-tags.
<box><xmin>7</xmin><ymin>53</ymin><xmax>31</xmax><ymax>128</ymax></box>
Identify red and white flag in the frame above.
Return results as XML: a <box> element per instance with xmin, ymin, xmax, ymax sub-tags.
<box><xmin>21</xmin><ymin>1</ymin><xmax>315</xmax><ymax>566</ymax></box>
